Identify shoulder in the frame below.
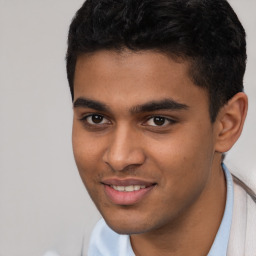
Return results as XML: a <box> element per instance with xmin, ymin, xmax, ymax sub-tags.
<box><xmin>228</xmin><ymin>174</ymin><xmax>256</xmax><ymax>255</ymax></box>
<box><xmin>232</xmin><ymin>174</ymin><xmax>256</xmax><ymax>204</ymax></box>
<box><xmin>88</xmin><ymin>218</ymin><xmax>134</xmax><ymax>256</ymax></box>
<box><xmin>232</xmin><ymin>174</ymin><xmax>256</xmax><ymax>221</ymax></box>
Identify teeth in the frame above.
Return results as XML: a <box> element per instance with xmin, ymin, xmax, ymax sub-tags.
<box><xmin>111</xmin><ymin>185</ymin><xmax>146</xmax><ymax>192</ymax></box>
<box><xmin>112</xmin><ymin>185</ymin><xmax>125</xmax><ymax>191</ymax></box>
<box><xmin>134</xmin><ymin>185</ymin><xmax>141</xmax><ymax>191</ymax></box>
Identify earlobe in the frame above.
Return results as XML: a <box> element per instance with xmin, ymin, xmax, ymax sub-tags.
<box><xmin>215</xmin><ymin>92</ymin><xmax>248</xmax><ymax>153</ymax></box>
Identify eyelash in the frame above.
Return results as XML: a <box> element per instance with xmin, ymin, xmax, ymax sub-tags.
<box><xmin>143</xmin><ymin>116</ymin><xmax>177</xmax><ymax>127</ymax></box>
<box><xmin>79</xmin><ymin>114</ymin><xmax>111</xmax><ymax>127</ymax></box>
<box><xmin>79</xmin><ymin>114</ymin><xmax>177</xmax><ymax>129</ymax></box>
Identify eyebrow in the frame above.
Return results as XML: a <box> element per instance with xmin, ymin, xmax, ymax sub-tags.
<box><xmin>73</xmin><ymin>98</ymin><xmax>109</xmax><ymax>112</ymax></box>
<box><xmin>73</xmin><ymin>97</ymin><xmax>189</xmax><ymax>113</ymax></box>
<box><xmin>130</xmin><ymin>99</ymin><xmax>189</xmax><ymax>113</ymax></box>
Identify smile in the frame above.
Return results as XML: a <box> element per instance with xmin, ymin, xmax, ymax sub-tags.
<box><xmin>102</xmin><ymin>179</ymin><xmax>156</xmax><ymax>205</ymax></box>
<box><xmin>111</xmin><ymin>185</ymin><xmax>146</xmax><ymax>192</ymax></box>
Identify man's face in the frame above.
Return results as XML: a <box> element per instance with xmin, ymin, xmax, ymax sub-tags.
<box><xmin>72</xmin><ymin>50</ymin><xmax>219</xmax><ymax>234</ymax></box>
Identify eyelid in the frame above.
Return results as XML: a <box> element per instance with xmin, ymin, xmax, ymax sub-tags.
<box><xmin>142</xmin><ymin>115</ymin><xmax>177</xmax><ymax>127</ymax></box>
<box><xmin>79</xmin><ymin>113</ymin><xmax>112</xmax><ymax>125</ymax></box>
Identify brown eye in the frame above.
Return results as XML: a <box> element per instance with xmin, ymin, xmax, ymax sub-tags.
<box><xmin>144</xmin><ymin>116</ymin><xmax>176</xmax><ymax>127</ymax></box>
<box><xmin>153</xmin><ymin>117</ymin><xmax>165</xmax><ymax>126</ymax></box>
<box><xmin>85</xmin><ymin>114</ymin><xmax>109</xmax><ymax>125</ymax></box>
<box><xmin>91</xmin><ymin>114</ymin><xmax>103</xmax><ymax>124</ymax></box>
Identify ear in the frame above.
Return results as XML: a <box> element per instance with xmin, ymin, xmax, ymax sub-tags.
<box><xmin>214</xmin><ymin>92</ymin><xmax>248</xmax><ymax>153</ymax></box>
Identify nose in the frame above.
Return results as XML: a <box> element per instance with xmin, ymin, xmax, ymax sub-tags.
<box><xmin>103</xmin><ymin>125</ymin><xmax>146</xmax><ymax>172</ymax></box>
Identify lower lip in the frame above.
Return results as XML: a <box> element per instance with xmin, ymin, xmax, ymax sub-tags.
<box><xmin>104</xmin><ymin>185</ymin><xmax>155</xmax><ymax>205</ymax></box>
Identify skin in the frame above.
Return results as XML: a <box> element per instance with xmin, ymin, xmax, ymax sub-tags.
<box><xmin>72</xmin><ymin>49</ymin><xmax>247</xmax><ymax>256</ymax></box>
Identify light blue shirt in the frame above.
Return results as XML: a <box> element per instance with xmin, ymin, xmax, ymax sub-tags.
<box><xmin>208</xmin><ymin>163</ymin><xmax>233</xmax><ymax>256</ymax></box>
<box><xmin>88</xmin><ymin>164</ymin><xmax>234</xmax><ymax>256</ymax></box>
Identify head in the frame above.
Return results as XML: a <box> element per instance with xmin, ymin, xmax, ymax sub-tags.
<box><xmin>67</xmin><ymin>0</ymin><xmax>246</xmax><ymax>122</ymax></box>
<box><xmin>67</xmin><ymin>0</ymin><xmax>248</xmax><ymax>236</ymax></box>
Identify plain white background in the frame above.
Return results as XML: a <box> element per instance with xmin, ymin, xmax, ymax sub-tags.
<box><xmin>0</xmin><ymin>0</ymin><xmax>255</xmax><ymax>255</ymax></box>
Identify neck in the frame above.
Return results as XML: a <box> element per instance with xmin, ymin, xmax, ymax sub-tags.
<box><xmin>130</xmin><ymin>160</ymin><xmax>226</xmax><ymax>256</ymax></box>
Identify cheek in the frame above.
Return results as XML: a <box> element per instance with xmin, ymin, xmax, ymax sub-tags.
<box><xmin>72</xmin><ymin>124</ymin><xmax>103</xmax><ymax>181</ymax></box>
<box><xmin>148</xmin><ymin>125</ymin><xmax>214</xmax><ymax>191</ymax></box>
<box><xmin>150</xmin><ymin>131</ymin><xmax>213</xmax><ymax>167</ymax></box>
<box><xmin>72</xmin><ymin>120</ymin><xmax>103</xmax><ymax>158</ymax></box>
<box><xmin>72</xmin><ymin>130</ymin><xmax>105</xmax><ymax>203</ymax></box>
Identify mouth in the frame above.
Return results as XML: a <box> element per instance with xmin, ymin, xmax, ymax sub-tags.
<box><xmin>101</xmin><ymin>178</ymin><xmax>156</xmax><ymax>205</ymax></box>
<box><xmin>110</xmin><ymin>184</ymin><xmax>146</xmax><ymax>192</ymax></box>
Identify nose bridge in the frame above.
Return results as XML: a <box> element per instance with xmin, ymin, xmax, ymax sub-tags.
<box><xmin>103</xmin><ymin>123</ymin><xmax>145</xmax><ymax>171</ymax></box>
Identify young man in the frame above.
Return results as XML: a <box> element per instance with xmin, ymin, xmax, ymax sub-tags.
<box><xmin>65</xmin><ymin>0</ymin><xmax>256</xmax><ymax>255</ymax></box>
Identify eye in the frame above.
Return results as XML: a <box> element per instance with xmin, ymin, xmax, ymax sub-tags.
<box><xmin>145</xmin><ymin>116</ymin><xmax>175</xmax><ymax>127</ymax></box>
<box><xmin>82</xmin><ymin>114</ymin><xmax>110</xmax><ymax>125</ymax></box>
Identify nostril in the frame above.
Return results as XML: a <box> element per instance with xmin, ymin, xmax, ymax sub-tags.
<box><xmin>103</xmin><ymin>147</ymin><xmax>146</xmax><ymax>172</ymax></box>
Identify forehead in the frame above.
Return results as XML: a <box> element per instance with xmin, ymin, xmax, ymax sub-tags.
<box><xmin>75</xmin><ymin>49</ymin><xmax>189</xmax><ymax>87</ymax></box>
<box><xmin>73</xmin><ymin>49</ymin><xmax>209</xmax><ymax>113</ymax></box>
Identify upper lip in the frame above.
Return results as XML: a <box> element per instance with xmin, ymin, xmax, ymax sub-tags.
<box><xmin>101</xmin><ymin>178</ymin><xmax>156</xmax><ymax>187</ymax></box>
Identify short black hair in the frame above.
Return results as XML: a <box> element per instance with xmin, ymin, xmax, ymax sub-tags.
<box><xmin>66</xmin><ymin>0</ymin><xmax>246</xmax><ymax>122</ymax></box>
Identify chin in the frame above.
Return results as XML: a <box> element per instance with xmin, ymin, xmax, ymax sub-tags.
<box><xmin>107</xmin><ymin>224</ymin><xmax>147</xmax><ymax>235</ymax></box>
<box><xmin>103</xmin><ymin>215</ymin><xmax>154</xmax><ymax>235</ymax></box>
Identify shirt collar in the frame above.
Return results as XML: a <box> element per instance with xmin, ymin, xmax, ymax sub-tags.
<box><xmin>207</xmin><ymin>163</ymin><xmax>234</xmax><ymax>256</ymax></box>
